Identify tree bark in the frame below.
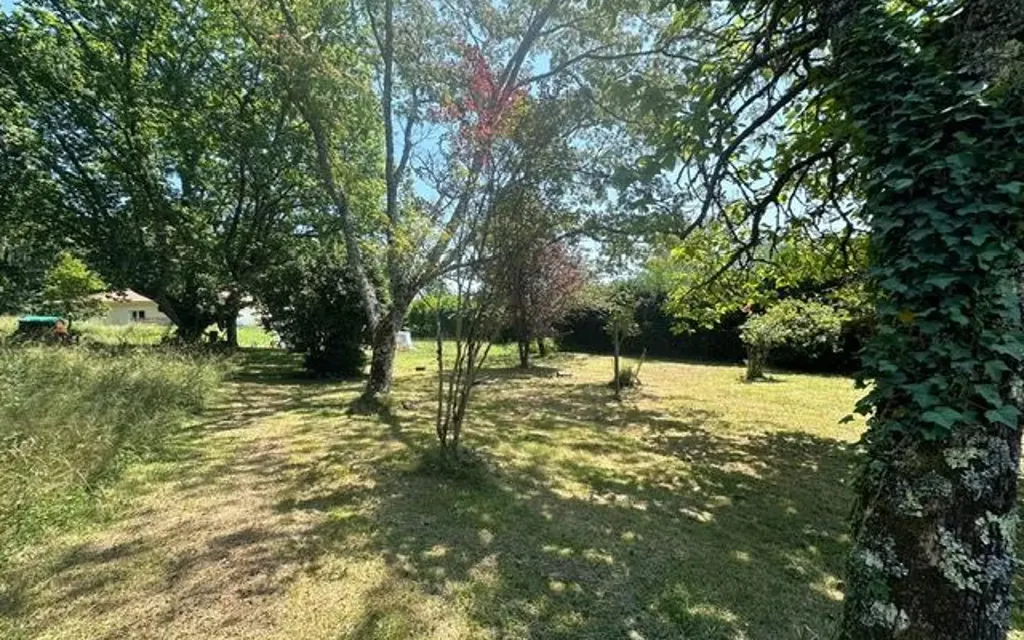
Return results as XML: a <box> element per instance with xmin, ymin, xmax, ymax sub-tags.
<box><xmin>833</xmin><ymin>3</ymin><xmax>1024</xmax><ymax>638</ymax></box>
<box><xmin>518</xmin><ymin>338</ymin><xmax>530</xmax><ymax>369</ymax></box>
<box><xmin>745</xmin><ymin>346</ymin><xmax>764</xmax><ymax>382</ymax></box>
<box><xmin>613</xmin><ymin>333</ymin><xmax>621</xmax><ymax>400</ymax></box>
<box><xmin>537</xmin><ymin>336</ymin><xmax>548</xmax><ymax>358</ymax></box>
<box><xmin>364</xmin><ymin>303</ymin><xmax>407</xmax><ymax>399</ymax></box>
<box><xmin>225</xmin><ymin>312</ymin><xmax>238</xmax><ymax>349</ymax></box>
<box><xmin>839</xmin><ymin>424</ymin><xmax>1021</xmax><ymax>640</ymax></box>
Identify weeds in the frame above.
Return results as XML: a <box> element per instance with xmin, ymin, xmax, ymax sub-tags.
<box><xmin>0</xmin><ymin>345</ymin><xmax>223</xmax><ymax>568</ymax></box>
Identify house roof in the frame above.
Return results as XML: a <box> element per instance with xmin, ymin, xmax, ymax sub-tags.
<box><xmin>92</xmin><ymin>289</ymin><xmax>155</xmax><ymax>304</ymax></box>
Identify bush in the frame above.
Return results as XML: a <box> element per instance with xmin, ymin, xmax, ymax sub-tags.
<box><xmin>258</xmin><ymin>252</ymin><xmax>369</xmax><ymax>377</ymax></box>
<box><xmin>557</xmin><ymin>292</ymin><xmax>867</xmax><ymax>374</ymax></box>
<box><xmin>0</xmin><ymin>346</ymin><xmax>223</xmax><ymax>567</ymax></box>
<box><xmin>740</xmin><ymin>300</ymin><xmax>848</xmax><ymax>380</ymax></box>
<box><xmin>406</xmin><ymin>293</ymin><xmax>460</xmax><ymax>338</ymax></box>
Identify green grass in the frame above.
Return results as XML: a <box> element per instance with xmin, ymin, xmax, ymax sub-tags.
<box><xmin>0</xmin><ymin>345</ymin><xmax>224</xmax><ymax>574</ymax></box>
<box><xmin>1</xmin><ymin>315</ymin><xmax>279</xmax><ymax>348</ymax></box>
<box><xmin>0</xmin><ymin>343</ymin><xmax>1020</xmax><ymax>639</ymax></box>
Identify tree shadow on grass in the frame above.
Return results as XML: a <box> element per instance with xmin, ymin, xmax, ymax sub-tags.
<box><xmin>276</xmin><ymin>374</ymin><xmax>860</xmax><ymax>639</ymax></box>
<box><xmin>2</xmin><ymin>349</ymin><xmax>862</xmax><ymax>640</ymax></box>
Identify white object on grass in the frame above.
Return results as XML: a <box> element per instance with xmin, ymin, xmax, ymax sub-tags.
<box><xmin>396</xmin><ymin>330</ymin><xmax>414</xmax><ymax>350</ymax></box>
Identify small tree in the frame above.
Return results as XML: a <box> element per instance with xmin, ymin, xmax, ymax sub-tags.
<box><xmin>739</xmin><ymin>299</ymin><xmax>847</xmax><ymax>381</ymax></box>
<box><xmin>604</xmin><ymin>286</ymin><xmax>640</xmax><ymax>400</ymax></box>
<box><xmin>39</xmin><ymin>252</ymin><xmax>107</xmax><ymax>328</ymax></box>
<box><xmin>434</xmin><ymin>244</ymin><xmax>505</xmax><ymax>464</ymax></box>
<box><xmin>258</xmin><ymin>248</ymin><xmax>369</xmax><ymax>377</ymax></box>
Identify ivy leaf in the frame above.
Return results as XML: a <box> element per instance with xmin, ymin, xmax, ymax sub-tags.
<box><xmin>997</xmin><ymin>181</ymin><xmax>1023</xmax><ymax>196</ymax></box>
<box><xmin>920</xmin><ymin>407</ymin><xmax>962</xmax><ymax>430</ymax></box>
<box><xmin>985</xmin><ymin>405</ymin><xmax>1021</xmax><ymax>428</ymax></box>
<box><xmin>925</xmin><ymin>274</ymin><xmax>956</xmax><ymax>288</ymax></box>
<box><xmin>984</xmin><ymin>359</ymin><xmax>1010</xmax><ymax>379</ymax></box>
<box><xmin>976</xmin><ymin>384</ymin><xmax>1002</xmax><ymax>406</ymax></box>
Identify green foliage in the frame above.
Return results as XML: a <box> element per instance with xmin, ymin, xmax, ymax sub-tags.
<box><xmin>38</xmin><ymin>252</ymin><xmax>107</xmax><ymax>325</ymax></box>
<box><xmin>2</xmin><ymin>0</ymin><xmax>378</xmax><ymax>340</ymax></box>
<box><xmin>740</xmin><ymin>300</ymin><xmax>848</xmax><ymax>355</ymax></box>
<box><xmin>407</xmin><ymin>293</ymin><xmax>460</xmax><ymax>339</ymax></box>
<box><xmin>648</xmin><ymin>226</ymin><xmax>868</xmax><ymax>332</ymax></box>
<box><xmin>602</xmin><ymin>285</ymin><xmax>641</xmax><ymax>344</ymax></box>
<box><xmin>835</xmin><ymin>6</ymin><xmax>1024</xmax><ymax>444</ymax></box>
<box><xmin>0</xmin><ymin>346</ymin><xmax>223</xmax><ymax>568</ymax></box>
<box><xmin>258</xmin><ymin>246</ymin><xmax>369</xmax><ymax>377</ymax></box>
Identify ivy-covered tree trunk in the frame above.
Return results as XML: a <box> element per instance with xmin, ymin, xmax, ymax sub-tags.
<box><xmin>836</xmin><ymin>3</ymin><xmax>1024</xmax><ymax>638</ymax></box>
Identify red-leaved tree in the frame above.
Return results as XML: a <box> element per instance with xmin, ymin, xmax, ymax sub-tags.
<box><xmin>488</xmin><ymin>186</ymin><xmax>585</xmax><ymax>368</ymax></box>
<box><xmin>439</xmin><ymin>44</ymin><xmax>528</xmax><ymax>160</ymax></box>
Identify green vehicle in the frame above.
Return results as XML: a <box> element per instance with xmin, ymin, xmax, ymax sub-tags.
<box><xmin>12</xmin><ymin>316</ymin><xmax>71</xmax><ymax>343</ymax></box>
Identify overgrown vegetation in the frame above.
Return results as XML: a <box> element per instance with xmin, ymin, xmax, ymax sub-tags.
<box><xmin>0</xmin><ymin>346</ymin><xmax>223</xmax><ymax>569</ymax></box>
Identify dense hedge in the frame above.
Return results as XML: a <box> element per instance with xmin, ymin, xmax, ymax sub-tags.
<box><xmin>555</xmin><ymin>294</ymin><xmax>867</xmax><ymax>374</ymax></box>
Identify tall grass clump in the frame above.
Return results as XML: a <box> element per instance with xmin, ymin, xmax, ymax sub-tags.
<box><xmin>0</xmin><ymin>346</ymin><xmax>223</xmax><ymax>567</ymax></box>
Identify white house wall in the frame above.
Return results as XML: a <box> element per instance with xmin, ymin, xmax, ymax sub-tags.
<box><xmin>105</xmin><ymin>302</ymin><xmax>171</xmax><ymax>326</ymax></box>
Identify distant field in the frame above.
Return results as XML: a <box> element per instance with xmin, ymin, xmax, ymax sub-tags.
<box><xmin>0</xmin><ymin>316</ymin><xmax>278</xmax><ymax>348</ymax></box>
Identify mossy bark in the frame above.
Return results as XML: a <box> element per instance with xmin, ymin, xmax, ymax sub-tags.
<box><xmin>839</xmin><ymin>425</ymin><xmax>1021</xmax><ymax>639</ymax></box>
<box><xmin>833</xmin><ymin>2</ymin><xmax>1024</xmax><ymax>637</ymax></box>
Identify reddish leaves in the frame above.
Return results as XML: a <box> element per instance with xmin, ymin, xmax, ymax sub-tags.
<box><xmin>437</xmin><ymin>44</ymin><xmax>527</xmax><ymax>158</ymax></box>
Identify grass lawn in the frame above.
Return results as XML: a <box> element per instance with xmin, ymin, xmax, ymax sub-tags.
<box><xmin>0</xmin><ymin>316</ymin><xmax>276</xmax><ymax>348</ymax></box>
<box><xmin>0</xmin><ymin>343</ymin><xmax>1020</xmax><ymax>639</ymax></box>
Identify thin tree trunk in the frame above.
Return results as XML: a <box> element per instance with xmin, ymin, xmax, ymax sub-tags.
<box><xmin>518</xmin><ymin>338</ymin><xmax>530</xmax><ymax>369</ymax></box>
<box><xmin>225</xmin><ymin>312</ymin><xmax>238</xmax><ymax>349</ymax></box>
<box><xmin>613</xmin><ymin>333</ymin><xmax>621</xmax><ymax>400</ymax></box>
<box><xmin>537</xmin><ymin>337</ymin><xmax>548</xmax><ymax>358</ymax></box>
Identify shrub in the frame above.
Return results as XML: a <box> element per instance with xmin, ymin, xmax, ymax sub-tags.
<box><xmin>0</xmin><ymin>346</ymin><xmax>223</xmax><ymax>567</ymax></box>
<box><xmin>406</xmin><ymin>293</ymin><xmax>460</xmax><ymax>338</ymax></box>
<box><xmin>556</xmin><ymin>293</ymin><xmax>748</xmax><ymax>363</ymax></box>
<box><xmin>740</xmin><ymin>300</ymin><xmax>848</xmax><ymax>380</ymax></box>
<box><xmin>258</xmin><ymin>252</ymin><xmax>369</xmax><ymax>377</ymax></box>
<box><xmin>38</xmin><ymin>251</ymin><xmax>107</xmax><ymax>327</ymax></box>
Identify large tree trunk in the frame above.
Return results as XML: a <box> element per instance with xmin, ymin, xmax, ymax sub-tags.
<box><xmin>364</xmin><ymin>304</ymin><xmax>407</xmax><ymax>399</ymax></box>
<box><xmin>834</xmin><ymin>3</ymin><xmax>1024</xmax><ymax>637</ymax></box>
<box><xmin>152</xmin><ymin>292</ymin><xmax>214</xmax><ymax>343</ymax></box>
<box><xmin>840</xmin><ymin>425</ymin><xmax>1021</xmax><ymax>640</ymax></box>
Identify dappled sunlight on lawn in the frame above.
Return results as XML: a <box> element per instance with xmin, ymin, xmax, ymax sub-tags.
<box><xmin>2</xmin><ymin>345</ymin><xmax>983</xmax><ymax>639</ymax></box>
